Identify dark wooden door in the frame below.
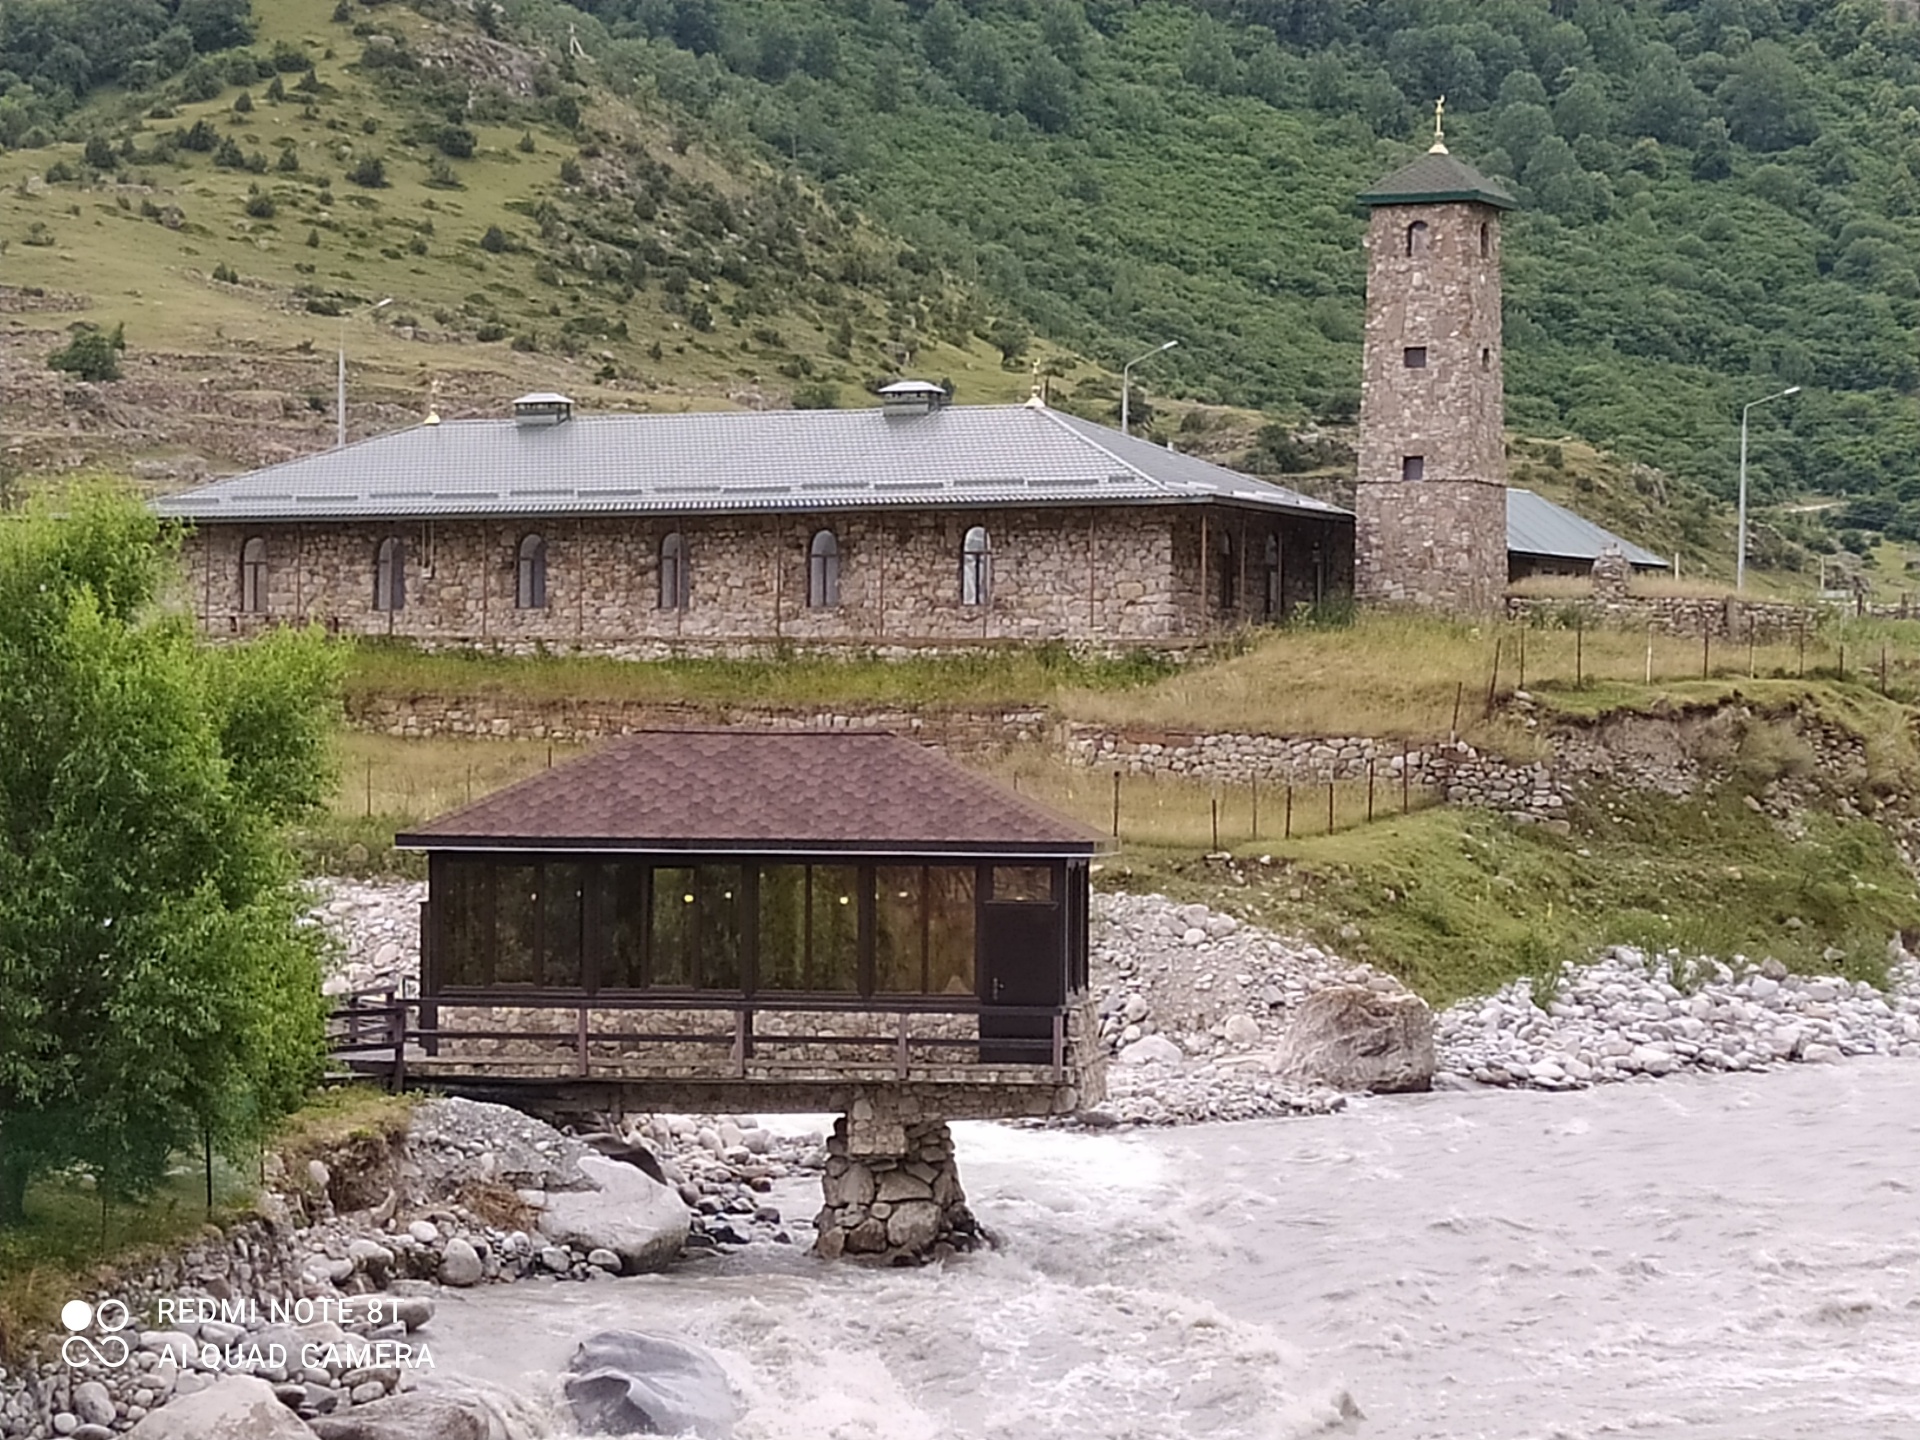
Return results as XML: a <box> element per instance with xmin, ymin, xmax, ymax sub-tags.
<box><xmin>978</xmin><ymin>904</ymin><xmax>1062</xmax><ymax>1063</ymax></box>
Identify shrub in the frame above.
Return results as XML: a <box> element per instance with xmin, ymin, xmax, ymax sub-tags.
<box><xmin>792</xmin><ymin>381</ymin><xmax>840</xmax><ymax>410</ymax></box>
<box><xmin>277</xmin><ymin>146</ymin><xmax>300</xmax><ymax>172</ymax></box>
<box><xmin>558</xmin><ymin>156</ymin><xmax>582</xmax><ymax>185</ymax></box>
<box><xmin>306</xmin><ymin>227</ymin><xmax>320</xmax><ymax>247</ymax></box>
<box><xmin>479</xmin><ymin>224</ymin><xmax>509</xmax><ymax>253</ymax></box>
<box><xmin>475</xmin><ymin>321</ymin><xmax>507</xmax><ymax>342</ymax></box>
<box><xmin>233</xmin><ymin>91</ymin><xmax>254</xmax><ymax>114</ymax></box>
<box><xmin>212</xmin><ymin>261</ymin><xmax>239</xmax><ymax>283</ymax></box>
<box><xmin>304</xmin><ymin>296</ymin><xmax>343</xmax><ymax>316</ymax></box>
<box><xmin>47</xmin><ymin>323</ymin><xmax>125</xmax><ymax>382</ymax></box>
<box><xmin>82</xmin><ymin>136</ymin><xmax>116</xmax><ymax>171</ymax></box>
<box><xmin>517</xmin><ymin>130</ymin><xmax>536</xmax><ymax>153</ymax></box>
<box><xmin>271</xmin><ymin>41</ymin><xmax>309</xmax><ymax>72</ymax></box>
<box><xmin>425</xmin><ymin>157</ymin><xmax>462</xmax><ymax>190</ymax></box>
<box><xmin>181</xmin><ymin>119</ymin><xmax>218</xmax><ymax>152</ymax></box>
<box><xmin>266</xmin><ymin>74</ymin><xmax>285</xmax><ymax>103</ymax></box>
<box><xmin>688</xmin><ymin>300</ymin><xmax>714</xmax><ymax>332</ymax></box>
<box><xmin>436</xmin><ymin>124</ymin><xmax>475</xmax><ymax>159</ymax></box>
<box><xmin>346</xmin><ymin>155</ymin><xmax>387</xmax><ymax>187</ymax></box>
<box><xmin>244</xmin><ymin>186</ymin><xmax>275</xmax><ymax>219</ymax></box>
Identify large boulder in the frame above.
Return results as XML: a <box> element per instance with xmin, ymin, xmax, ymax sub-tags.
<box><xmin>309</xmin><ymin>1392</ymin><xmax>493</xmax><ymax>1440</ymax></box>
<box><xmin>539</xmin><ymin>1154</ymin><xmax>690</xmax><ymax>1274</ymax></box>
<box><xmin>124</xmin><ymin>1375</ymin><xmax>315</xmax><ymax>1440</ymax></box>
<box><xmin>1273</xmin><ymin>985</ymin><xmax>1435</xmax><ymax>1093</ymax></box>
<box><xmin>562</xmin><ymin>1331</ymin><xmax>735</xmax><ymax>1439</ymax></box>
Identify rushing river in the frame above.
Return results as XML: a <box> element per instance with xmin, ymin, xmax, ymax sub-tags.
<box><xmin>426</xmin><ymin>1059</ymin><xmax>1920</xmax><ymax>1439</ymax></box>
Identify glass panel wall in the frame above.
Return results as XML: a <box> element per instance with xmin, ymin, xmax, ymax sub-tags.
<box><xmin>432</xmin><ymin>856</ymin><xmax>995</xmax><ymax>999</ymax></box>
<box><xmin>493</xmin><ymin>864</ymin><xmax>539</xmax><ymax>984</ymax></box>
<box><xmin>875</xmin><ymin>866</ymin><xmax>925</xmax><ymax>993</ymax></box>
<box><xmin>927</xmin><ymin>866</ymin><xmax>977</xmax><ymax>996</ymax></box>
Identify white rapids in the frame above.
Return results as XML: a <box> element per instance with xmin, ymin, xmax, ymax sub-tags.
<box><xmin>423</xmin><ymin>1059</ymin><xmax>1920</xmax><ymax>1439</ymax></box>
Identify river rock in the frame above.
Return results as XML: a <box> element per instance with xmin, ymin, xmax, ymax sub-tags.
<box><xmin>123</xmin><ymin>1375</ymin><xmax>313</xmax><ymax>1440</ymax></box>
<box><xmin>1274</xmin><ymin>984</ymin><xmax>1436</xmax><ymax>1093</ymax></box>
<box><xmin>562</xmin><ymin>1330</ymin><xmax>736</xmax><ymax>1440</ymax></box>
<box><xmin>1116</xmin><ymin>1034</ymin><xmax>1184</xmax><ymax>1067</ymax></box>
<box><xmin>310</xmin><ymin>1391</ymin><xmax>494</xmax><ymax>1440</ymax></box>
<box><xmin>438</xmin><ymin>1236</ymin><xmax>483</xmax><ymax>1287</ymax></box>
<box><xmin>539</xmin><ymin>1154</ymin><xmax>690</xmax><ymax>1274</ymax></box>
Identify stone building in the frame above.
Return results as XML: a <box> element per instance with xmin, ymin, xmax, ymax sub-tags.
<box><xmin>157</xmin><ymin>387</ymin><xmax>1354</xmax><ymax>655</ymax></box>
<box><xmin>1354</xmin><ymin>128</ymin><xmax>1517</xmax><ymax>612</ymax></box>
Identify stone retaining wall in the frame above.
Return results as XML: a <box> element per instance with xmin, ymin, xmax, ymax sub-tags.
<box><xmin>347</xmin><ymin>693</ymin><xmax>1052</xmax><ymax>754</ymax></box>
<box><xmin>1504</xmin><ymin>591</ymin><xmax>1813</xmax><ymax>638</ymax></box>
<box><xmin>1064</xmin><ymin>724</ymin><xmax>1567</xmax><ymax>821</ymax></box>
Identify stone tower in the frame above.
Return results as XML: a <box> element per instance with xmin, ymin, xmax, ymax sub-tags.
<box><xmin>1354</xmin><ymin>117</ymin><xmax>1517</xmax><ymax>612</ymax></box>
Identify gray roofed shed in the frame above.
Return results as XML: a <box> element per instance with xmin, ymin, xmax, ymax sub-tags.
<box><xmin>1507</xmin><ymin>488</ymin><xmax>1666</xmax><ymax>569</ymax></box>
<box><xmin>153</xmin><ymin>402</ymin><xmax>1349</xmax><ymax>525</ymax></box>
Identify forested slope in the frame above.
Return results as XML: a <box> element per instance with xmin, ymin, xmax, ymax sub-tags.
<box><xmin>526</xmin><ymin>0</ymin><xmax>1920</xmax><ymax>535</ymax></box>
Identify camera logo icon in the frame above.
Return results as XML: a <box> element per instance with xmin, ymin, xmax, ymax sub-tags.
<box><xmin>60</xmin><ymin>1299</ymin><xmax>131</xmax><ymax>1370</ymax></box>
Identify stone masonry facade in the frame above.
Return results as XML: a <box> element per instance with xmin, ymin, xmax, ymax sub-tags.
<box><xmin>179</xmin><ymin>504</ymin><xmax>1351</xmax><ymax>656</ymax></box>
<box><xmin>1355</xmin><ymin>199</ymin><xmax>1508</xmax><ymax>612</ymax></box>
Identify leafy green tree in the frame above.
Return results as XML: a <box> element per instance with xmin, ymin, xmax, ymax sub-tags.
<box><xmin>1716</xmin><ymin>39</ymin><xmax>1820</xmax><ymax>151</ymax></box>
<box><xmin>175</xmin><ymin>0</ymin><xmax>253</xmax><ymax>54</ymax></box>
<box><xmin>1015</xmin><ymin>52</ymin><xmax>1075</xmax><ymax>133</ymax></box>
<box><xmin>0</xmin><ymin>493</ymin><xmax>337</xmax><ymax>1224</ymax></box>
<box><xmin>47</xmin><ymin>323</ymin><xmax>125</xmax><ymax>382</ymax></box>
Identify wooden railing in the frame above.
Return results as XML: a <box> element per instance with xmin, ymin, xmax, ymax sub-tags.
<box><xmin>325</xmin><ymin>989</ymin><xmax>1080</xmax><ymax>1093</ymax></box>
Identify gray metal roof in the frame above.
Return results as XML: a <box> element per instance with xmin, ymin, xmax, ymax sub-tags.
<box><xmin>153</xmin><ymin>402</ymin><xmax>1350</xmax><ymax>525</ymax></box>
<box><xmin>1507</xmin><ymin>488</ymin><xmax>1666</xmax><ymax>569</ymax></box>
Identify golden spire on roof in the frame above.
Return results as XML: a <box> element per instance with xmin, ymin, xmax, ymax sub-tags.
<box><xmin>1429</xmin><ymin>96</ymin><xmax>1448</xmax><ymax>154</ymax></box>
<box><xmin>1026</xmin><ymin>357</ymin><xmax>1046</xmax><ymax>408</ymax></box>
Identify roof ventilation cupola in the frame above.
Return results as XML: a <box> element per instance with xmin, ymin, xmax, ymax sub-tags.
<box><xmin>513</xmin><ymin>392</ymin><xmax>574</xmax><ymax>427</ymax></box>
<box><xmin>877</xmin><ymin>380</ymin><xmax>949</xmax><ymax>418</ymax></box>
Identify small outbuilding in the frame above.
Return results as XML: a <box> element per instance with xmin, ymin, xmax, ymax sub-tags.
<box><xmin>392</xmin><ymin>729</ymin><xmax>1109</xmax><ymax>1125</ymax></box>
<box><xmin>1506</xmin><ymin>488</ymin><xmax>1668</xmax><ymax>582</ymax></box>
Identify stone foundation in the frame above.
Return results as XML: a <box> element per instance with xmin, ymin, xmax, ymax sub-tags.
<box><xmin>813</xmin><ymin>1117</ymin><xmax>983</xmax><ymax>1264</ymax></box>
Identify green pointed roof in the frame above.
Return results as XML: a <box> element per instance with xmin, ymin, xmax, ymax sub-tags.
<box><xmin>1358</xmin><ymin>148</ymin><xmax>1517</xmax><ymax>209</ymax></box>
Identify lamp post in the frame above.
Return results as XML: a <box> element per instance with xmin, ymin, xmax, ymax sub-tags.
<box><xmin>1737</xmin><ymin>384</ymin><xmax>1800</xmax><ymax>592</ymax></box>
<box><xmin>1121</xmin><ymin>339</ymin><xmax>1178</xmax><ymax>438</ymax></box>
<box><xmin>338</xmin><ymin>296</ymin><xmax>393</xmax><ymax>447</ymax></box>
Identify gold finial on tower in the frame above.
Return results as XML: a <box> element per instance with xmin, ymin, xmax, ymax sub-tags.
<box><xmin>1429</xmin><ymin>95</ymin><xmax>1448</xmax><ymax>154</ymax></box>
<box><xmin>425</xmin><ymin>376</ymin><xmax>442</xmax><ymax>426</ymax></box>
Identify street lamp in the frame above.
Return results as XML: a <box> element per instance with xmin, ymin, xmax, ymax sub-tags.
<box><xmin>1121</xmin><ymin>339</ymin><xmax>1178</xmax><ymax>438</ymax></box>
<box><xmin>1736</xmin><ymin>384</ymin><xmax>1800</xmax><ymax>592</ymax></box>
<box><xmin>338</xmin><ymin>296</ymin><xmax>393</xmax><ymax>447</ymax></box>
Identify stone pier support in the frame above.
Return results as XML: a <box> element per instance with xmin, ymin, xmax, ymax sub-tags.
<box><xmin>813</xmin><ymin>1115</ymin><xmax>983</xmax><ymax>1264</ymax></box>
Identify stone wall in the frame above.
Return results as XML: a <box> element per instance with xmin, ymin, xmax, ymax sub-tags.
<box><xmin>1355</xmin><ymin>198</ymin><xmax>1508</xmax><ymax>612</ymax></box>
<box><xmin>1504</xmin><ymin>591</ymin><xmax>1815</xmax><ymax>638</ymax></box>
<box><xmin>180</xmin><ymin>505</ymin><xmax>1348</xmax><ymax>656</ymax></box>
<box><xmin>347</xmin><ymin>693</ymin><xmax>1054</xmax><ymax>753</ymax></box>
<box><xmin>1357</xmin><ymin>479</ymin><xmax>1508</xmax><ymax>612</ymax></box>
<box><xmin>1065</xmin><ymin>724</ymin><xmax>1566</xmax><ymax>821</ymax></box>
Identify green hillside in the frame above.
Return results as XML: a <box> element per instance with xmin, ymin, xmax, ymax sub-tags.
<box><xmin>528</xmin><ymin>0</ymin><xmax>1920</xmax><ymax>526</ymax></box>
<box><xmin>1</xmin><ymin>0</ymin><xmax>1917</xmax><ymax>582</ymax></box>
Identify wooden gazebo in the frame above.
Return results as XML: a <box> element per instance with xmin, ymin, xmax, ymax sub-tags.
<box><xmin>371</xmin><ymin>730</ymin><xmax>1109</xmax><ymax>1118</ymax></box>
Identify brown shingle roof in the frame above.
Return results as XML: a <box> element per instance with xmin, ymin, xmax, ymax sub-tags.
<box><xmin>396</xmin><ymin>730</ymin><xmax>1107</xmax><ymax>855</ymax></box>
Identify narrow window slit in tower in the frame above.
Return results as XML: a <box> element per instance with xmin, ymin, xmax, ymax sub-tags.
<box><xmin>1404</xmin><ymin>346</ymin><xmax>1427</xmax><ymax>369</ymax></box>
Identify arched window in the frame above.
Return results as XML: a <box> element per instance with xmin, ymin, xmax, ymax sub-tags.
<box><xmin>659</xmin><ymin>531</ymin><xmax>689</xmax><ymax>610</ymax></box>
<box><xmin>1406</xmin><ymin>220</ymin><xmax>1430</xmax><ymax>257</ymax></box>
<box><xmin>1479</xmin><ymin>222</ymin><xmax>1491</xmax><ymax>258</ymax></box>
<box><xmin>808</xmin><ymin>529</ymin><xmax>840</xmax><ymax>608</ymax></box>
<box><xmin>1217</xmin><ymin>529</ymin><xmax>1236</xmax><ymax>612</ymax></box>
<box><xmin>516</xmin><ymin>533</ymin><xmax>548</xmax><ymax>609</ymax></box>
<box><xmin>1263</xmin><ymin>534</ymin><xmax>1281</xmax><ymax>619</ymax></box>
<box><xmin>374</xmin><ymin>536</ymin><xmax>405</xmax><ymax>612</ymax></box>
<box><xmin>240</xmin><ymin>536</ymin><xmax>268</xmax><ymax>614</ymax></box>
<box><xmin>961</xmin><ymin>525</ymin><xmax>992</xmax><ymax>607</ymax></box>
